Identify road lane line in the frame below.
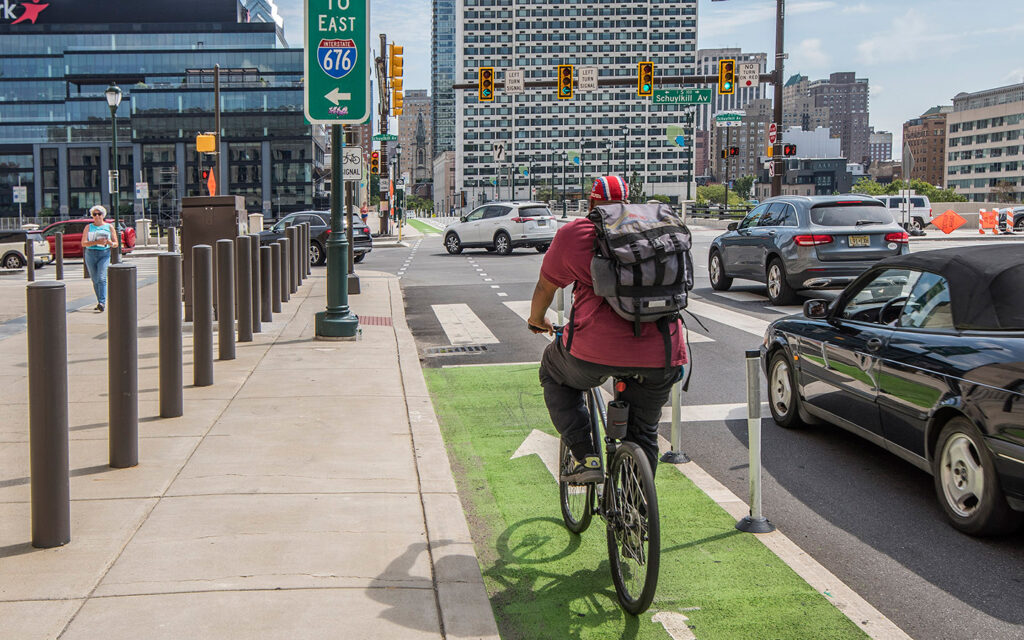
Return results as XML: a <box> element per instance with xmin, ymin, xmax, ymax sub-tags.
<box><xmin>431</xmin><ymin>303</ymin><xmax>500</xmax><ymax>345</ymax></box>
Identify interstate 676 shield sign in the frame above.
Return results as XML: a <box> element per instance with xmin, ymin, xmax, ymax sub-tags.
<box><xmin>304</xmin><ymin>0</ymin><xmax>370</xmax><ymax>125</ymax></box>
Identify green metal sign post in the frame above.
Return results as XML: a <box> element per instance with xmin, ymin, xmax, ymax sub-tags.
<box><xmin>306</xmin><ymin>0</ymin><xmax>368</xmax><ymax>339</ymax></box>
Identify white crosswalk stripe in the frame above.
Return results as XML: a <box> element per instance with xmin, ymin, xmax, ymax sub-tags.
<box><xmin>685</xmin><ymin>296</ymin><xmax>771</xmax><ymax>337</ymax></box>
<box><xmin>432</xmin><ymin>303</ymin><xmax>499</xmax><ymax>345</ymax></box>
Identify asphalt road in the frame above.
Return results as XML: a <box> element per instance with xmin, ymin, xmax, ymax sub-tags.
<box><xmin>366</xmin><ymin>225</ymin><xmax>1024</xmax><ymax>640</ymax></box>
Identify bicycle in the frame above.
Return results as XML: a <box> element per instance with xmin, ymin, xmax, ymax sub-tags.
<box><xmin>542</xmin><ymin>326</ymin><xmax>661</xmax><ymax>615</ymax></box>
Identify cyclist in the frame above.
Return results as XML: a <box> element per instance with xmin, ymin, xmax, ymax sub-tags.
<box><xmin>528</xmin><ymin>176</ymin><xmax>687</xmax><ymax>483</ymax></box>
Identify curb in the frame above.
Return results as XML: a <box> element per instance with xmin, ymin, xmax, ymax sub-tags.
<box><xmin>388</xmin><ymin>276</ymin><xmax>502</xmax><ymax>640</ymax></box>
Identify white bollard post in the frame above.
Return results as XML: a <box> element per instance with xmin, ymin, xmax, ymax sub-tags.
<box><xmin>736</xmin><ymin>350</ymin><xmax>775</xmax><ymax>533</ymax></box>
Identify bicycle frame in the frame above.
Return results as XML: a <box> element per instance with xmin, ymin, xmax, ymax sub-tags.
<box><xmin>585</xmin><ymin>381</ymin><xmax>620</xmax><ymax>519</ymax></box>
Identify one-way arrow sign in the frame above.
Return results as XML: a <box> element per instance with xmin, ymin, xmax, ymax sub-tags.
<box><xmin>325</xmin><ymin>88</ymin><xmax>352</xmax><ymax>106</ymax></box>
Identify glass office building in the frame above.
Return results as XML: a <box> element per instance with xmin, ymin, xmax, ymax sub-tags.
<box><xmin>0</xmin><ymin>0</ymin><xmax>323</xmax><ymax>221</ymax></box>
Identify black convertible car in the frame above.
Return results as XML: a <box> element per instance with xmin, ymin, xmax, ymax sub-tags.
<box><xmin>761</xmin><ymin>244</ymin><xmax>1024</xmax><ymax>535</ymax></box>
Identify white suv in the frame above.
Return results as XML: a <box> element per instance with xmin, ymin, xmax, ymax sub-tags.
<box><xmin>444</xmin><ymin>202</ymin><xmax>557</xmax><ymax>255</ymax></box>
<box><xmin>0</xmin><ymin>230</ymin><xmax>50</xmax><ymax>270</ymax></box>
<box><xmin>874</xmin><ymin>195</ymin><xmax>933</xmax><ymax>231</ymax></box>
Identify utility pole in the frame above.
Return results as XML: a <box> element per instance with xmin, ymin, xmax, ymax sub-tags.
<box><xmin>724</xmin><ymin>126</ymin><xmax>731</xmax><ymax>208</ymax></box>
<box><xmin>621</xmin><ymin>127</ymin><xmax>628</xmax><ymax>180</ymax></box>
<box><xmin>686</xmin><ymin>108</ymin><xmax>694</xmax><ymax>201</ymax></box>
<box><xmin>561</xmin><ymin>151</ymin><xmax>567</xmax><ymax>218</ymax></box>
<box><xmin>374</xmin><ymin>34</ymin><xmax>391</xmax><ymax>235</ymax></box>
<box><xmin>772</xmin><ymin>0</ymin><xmax>785</xmax><ymax>197</ymax></box>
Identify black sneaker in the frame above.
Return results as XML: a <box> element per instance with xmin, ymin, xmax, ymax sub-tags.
<box><xmin>560</xmin><ymin>455</ymin><xmax>602</xmax><ymax>484</ymax></box>
<box><xmin>96</xmin><ymin>303</ymin><xmax>104</xmax><ymax>312</ymax></box>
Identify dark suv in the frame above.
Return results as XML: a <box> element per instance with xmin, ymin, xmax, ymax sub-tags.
<box><xmin>708</xmin><ymin>195</ymin><xmax>909</xmax><ymax>305</ymax></box>
<box><xmin>259</xmin><ymin>211</ymin><xmax>372</xmax><ymax>266</ymax></box>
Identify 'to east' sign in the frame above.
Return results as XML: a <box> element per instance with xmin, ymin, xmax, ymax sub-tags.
<box><xmin>304</xmin><ymin>0</ymin><xmax>370</xmax><ymax>125</ymax></box>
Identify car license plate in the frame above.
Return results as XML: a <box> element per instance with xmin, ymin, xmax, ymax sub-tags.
<box><xmin>537</xmin><ymin>220</ymin><xmax>547</xmax><ymax>226</ymax></box>
<box><xmin>849</xmin><ymin>235</ymin><xmax>870</xmax><ymax>247</ymax></box>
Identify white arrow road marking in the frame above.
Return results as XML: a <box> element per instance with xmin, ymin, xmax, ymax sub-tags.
<box><xmin>325</xmin><ymin>88</ymin><xmax>352</xmax><ymax>105</ymax></box>
<box><xmin>652</xmin><ymin>612</ymin><xmax>697</xmax><ymax>640</ymax></box>
<box><xmin>510</xmin><ymin>429</ymin><xmax>560</xmax><ymax>481</ymax></box>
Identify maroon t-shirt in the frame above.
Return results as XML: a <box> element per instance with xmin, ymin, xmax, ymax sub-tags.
<box><xmin>541</xmin><ymin>218</ymin><xmax>688</xmax><ymax>368</ymax></box>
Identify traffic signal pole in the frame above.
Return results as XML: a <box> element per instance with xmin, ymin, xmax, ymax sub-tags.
<box><xmin>772</xmin><ymin>0</ymin><xmax>785</xmax><ymax>197</ymax></box>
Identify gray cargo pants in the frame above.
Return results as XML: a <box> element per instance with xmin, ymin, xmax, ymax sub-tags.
<box><xmin>538</xmin><ymin>338</ymin><xmax>679</xmax><ymax>474</ymax></box>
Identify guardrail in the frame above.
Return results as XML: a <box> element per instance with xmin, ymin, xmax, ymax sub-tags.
<box><xmin>685</xmin><ymin>203</ymin><xmax>755</xmax><ymax>220</ymax></box>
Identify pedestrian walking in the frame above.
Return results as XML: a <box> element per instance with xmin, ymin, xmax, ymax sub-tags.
<box><xmin>83</xmin><ymin>205</ymin><xmax>119</xmax><ymax>312</ymax></box>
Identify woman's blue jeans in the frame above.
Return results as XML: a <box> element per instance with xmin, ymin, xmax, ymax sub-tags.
<box><xmin>84</xmin><ymin>248</ymin><xmax>110</xmax><ymax>305</ymax></box>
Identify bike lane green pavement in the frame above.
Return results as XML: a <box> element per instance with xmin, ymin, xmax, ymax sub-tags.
<box><xmin>425</xmin><ymin>364</ymin><xmax>868</xmax><ymax>640</ymax></box>
<box><xmin>406</xmin><ymin>219</ymin><xmax>443</xmax><ymax>234</ymax></box>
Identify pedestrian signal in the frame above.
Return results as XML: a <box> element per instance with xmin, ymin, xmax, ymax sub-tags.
<box><xmin>718</xmin><ymin>59</ymin><xmax>735</xmax><ymax>95</ymax></box>
<box><xmin>479</xmin><ymin>67</ymin><xmax>494</xmax><ymax>102</ymax></box>
<box><xmin>637</xmin><ymin>62</ymin><xmax>654</xmax><ymax>97</ymax></box>
<box><xmin>200</xmin><ymin>169</ymin><xmax>210</xmax><ymax>179</ymax></box>
<box><xmin>558</xmin><ymin>64</ymin><xmax>573</xmax><ymax>100</ymax></box>
<box><xmin>370</xmin><ymin>151</ymin><xmax>380</xmax><ymax>174</ymax></box>
<box><xmin>783</xmin><ymin>144</ymin><xmax>797</xmax><ymax>156</ymax></box>
<box><xmin>729</xmin><ymin>147</ymin><xmax>739</xmax><ymax>157</ymax></box>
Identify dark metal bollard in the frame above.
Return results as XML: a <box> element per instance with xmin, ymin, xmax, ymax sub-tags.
<box><xmin>55</xmin><ymin>232</ymin><xmax>64</xmax><ymax>280</ymax></box>
<box><xmin>25</xmin><ymin>237</ymin><xmax>35</xmax><ymax>282</ymax></box>
<box><xmin>235</xmin><ymin>236</ymin><xmax>253</xmax><ymax>343</ymax></box>
<box><xmin>192</xmin><ymin>245</ymin><xmax>214</xmax><ymax>387</ymax></box>
<box><xmin>158</xmin><ymin>253</ymin><xmax>183</xmax><ymax>418</ymax></box>
<box><xmin>27</xmin><ymin>282</ymin><xmax>71</xmax><ymax>548</ymax></box>
<box><xmin>288</xmin><ymin>226</ymin><xmax>298</xmax><ymax>293</ymax></box>
<box><xmin>260</xmin><ymin>245</ymin><xmax>273</xmax><ymax>322</ymax></box>
<box><xmin>305</xmin><ymin>223</ymin><xmax>311</xmax><ymax>276</ymax></box>
<box><xmin>280</xmin><ymin>237</ymin><xmax>291</xmax><ymax>303</ymax></box>
<box><xmin>107</xmin><ymin>263</ymin><xmax>138</xmax><ymax>469</ymax></box>
<box><xmin>168</xmin><ymin>226</ymin><xmax>177</xmax><ymax>253</ymax></box>
<box><xmin>249</xmin><ymin>234</ymin><xmax>261</xmax><ymax>334</ymax></box>
<box><xmin>216</xmin><ymin>239</ymin><xmax>235</xmax><ymax>361</ymax></box>
<box><xmin>270</xmin><ymin>242</ymin><xmax>282</xmax><ymax>313</ymax></box>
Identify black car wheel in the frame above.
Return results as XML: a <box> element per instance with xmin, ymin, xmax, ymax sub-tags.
<box><xmin>766</xmin><ymin>259</ymin><xmax>798</xmax><ymax>305</ymax></box>
<box><xmin>444</xmin><ymin>233</ymin><xmax>463</xmax><ymax>255</ymax></box>
<box><xmin>536</xmin><ymin>244</ymin><xmax>549</xmax><ymax>253</ymax></box>
<box><xmin>768</xmin><ymin>350</ymin><xmax>804</xmax><ymax>428</ymax></box>
<box><xmin>933</xmin><ymin>417</ymin><xmax>1022</xmax><ymax>536</ymax></box>
<box><xmin>2</xmin><ymin>253</ymin><xmax>25</xmax><ymax>269</ymax></box>
<box><xmin>354</xmin><ymin>252</ymin><xmax>366</xmax><ymax>263</ymax></box>
<box><xmin>494</xmin><ymin>231</ymin><xmax>513</xmax><ymax>255</ymax></box>
<box><xmin>1015</xmin><ymin>217</ymin><xmax>1024</xmax><ymax>232</ymax></box>
<box><xmin>310</xmin><ymin>241</ymin><xmax>325</xmax><ymax>266</ymax></box>
<box><xmin>709</xmin><ymin>250</ymin><xmax>732</xmax><ymax>291</ymax></box>
<box><xmin>910</xmin><ymin>217</ymin><xmax>925</xmax><ymax>232</ymax></box>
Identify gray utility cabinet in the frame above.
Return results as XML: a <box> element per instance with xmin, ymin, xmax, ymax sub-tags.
<box><xmin>181</xmin><ymin>196</ymin><xmax>247</xmax><ymax>322</ymax></box>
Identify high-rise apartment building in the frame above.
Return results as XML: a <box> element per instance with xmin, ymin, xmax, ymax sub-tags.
<box><xmin>785</xmin><ymin>72</ymin><xmax>870</xmax><ymax>164</ymax></box>
<box><xmin>397</xmin><ymin>90</ymin><xmax>434</xmax><ymax>184</ymax></box>
<box><xmin>455</xmin><ymin>0</ymin><xmax>698</xmax><ymax>206</ymax></box>
<box><xmin>432</xmin><ymin>0</ymin><xmax>456</xmax><ymax>157</ymax></box>
<box><xmin>945</xmin><ymin>82</ymin><xmax>1024</xmax><ymax>202</ymax></box>
<box><xmin>241</xmin><ymin>0</ymin><xmax>287</xmax><ymax>46</ymax></box>
<box><xmin>709</xmin><ymin>98</ymin><xmax>771</xmax><ymax>183</ymax></box>
<box><xmin>695</xmin><ymin>48</ymin><xmax>767</xmax><ymax>180</ymax></box>
<box><xmin>903</xmin><ymin>106</ymin><xmax>950</xmax><ymax>187</ymax></box>
<box><xmin>868</xmin><ymin>129</ymin><xmax>893</xmax><ymax>163</ymax></box>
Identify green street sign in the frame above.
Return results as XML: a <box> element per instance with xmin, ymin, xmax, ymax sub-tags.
<box><xmin>304</xmin><ymin>0</ymin><xmax>370</xmax><ymax>125</ymax></box>
<box><xmin>652</xmin><ymin>88</ymin><xmax>712</xmax><ymax>105</ymax></box>
<box><xmin>372</xmin><ymin>133</ymin><xmax>398</xmax><ymax>142</ymax></box>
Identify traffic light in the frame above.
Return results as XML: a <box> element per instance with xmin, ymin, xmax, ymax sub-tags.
<box><xmin>479</xmin><ymin>66</ymin><xmax>494</xmax><ymax>102</ymax></box>
<box><xmin>783</xmin><ymin>143</ymin><xmax>797</xmax><ymax>156</ymax></box>
<box><xmin>392</xmin><ymin>88</ymin><xmax>403</xmax><ymax>116</ymax></box>
<box><xmin>637</xmin><ymin>61</ymin><xmax>654</xmax><ymax>97</ymax></box>
<box><xmin>721</xmin><ymin>149</ymin><xmax>728</xmax><ymax>159</ymax></box>
<box><xmin>389</xmin><ymin>45</ymin><xmax>404</xmax><ymax>82</ymax></box>
<box><xmin>557</xmin><ymin>64</ymin><xmax>573</xmax><ymax>100</ymax></box>
<box><xmin>729</xmin><ymin>147</ymin><xmax>740</xmax><ymax>157</ymax></box>
<box><xmin>370</xmin><ymin>151</ymin><xmax>380</xmax><ymax>174</ymax></box>
<box><xmin>718</xmin><ymin>58</ymin><xmax>735</xmax><ymax>95</ymax></box>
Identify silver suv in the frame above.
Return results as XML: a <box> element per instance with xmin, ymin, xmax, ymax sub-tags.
<box><xmin>444</xmin><ymin>201</ymin><xmax>556</xmax><ymax>255</ymax></box>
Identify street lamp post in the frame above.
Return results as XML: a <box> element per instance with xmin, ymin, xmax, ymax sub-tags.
<box><xmin>105</xmin><ymin>83</ymin><xmax>122</xmax><ymax>264</ymax></box>
<box><xmin>621</xmin><ymin>127</ymin><xmax>628</xmax><ymax>182</ymax></box>
<box><xmin>561</xmin><ymin>151</ymin><xmax>567</xmax><ymax>218</ymax></box>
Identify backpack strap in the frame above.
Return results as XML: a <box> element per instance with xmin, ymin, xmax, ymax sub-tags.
<box><xmin>564</xmin><ymin>290</ymin><xmax>578</xmax><ymax>353</ymax></box>
<box><xmin>656</xmin><ymin>316</ymin><xmax>673</xmax><ymax>369</ymax></box>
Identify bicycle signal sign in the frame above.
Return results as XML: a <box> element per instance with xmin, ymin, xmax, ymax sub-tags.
<box><xmin>304</xmin><ymin>0</ymin><xmax>370</xmax><ymax>125</ymax></box>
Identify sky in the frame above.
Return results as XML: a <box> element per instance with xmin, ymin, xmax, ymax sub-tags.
<box><xmin>275</xmin><ymin>0</ymin><xmax>1024</xmax><ymax>159</ymax></box>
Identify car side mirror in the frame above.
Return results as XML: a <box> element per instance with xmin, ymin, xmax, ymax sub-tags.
<box><xmin>727</xmin><ymin>222</ymin><xmax>738</xmax><ymax>231</ymax></box>
<box><xmin>803</xmin><ymin>299</ymin><xmax>829</xmax><ymax>319</ymax></box>
<box><xmin>460</xmin><ymin>216</ymin><xmax>467</xmax><ymax>223</ymax></box>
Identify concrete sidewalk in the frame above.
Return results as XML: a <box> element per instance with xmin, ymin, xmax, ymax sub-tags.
<box><xmin>0</xmin><ymin>263</ymin><xmax>499</xmax><ymax>639</ymax></box>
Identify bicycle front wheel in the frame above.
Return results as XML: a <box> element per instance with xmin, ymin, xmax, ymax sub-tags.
<box><xmin>559</xmin><ymin>438</ymin><xmax>594</xmax><ymax>534</ymax></box>
<box><xmin>605</xmin><ymin>441</ymin><xmax>660</xmax><ymax>615</ymax></box>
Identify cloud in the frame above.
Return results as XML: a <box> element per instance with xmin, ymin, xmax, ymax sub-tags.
<box><xmin>1005</xmin><ymin>68</ymin><xmax>1024</xmax><ymax>84</ymax></box>
<box><xmin>871</xmin><ymin>84</ymin><xmax>884</xmax><ymax>96</ymax></box>
<box><xmin>856</xmin><ymin>9</ymin><xmax>963</xmax><ymax>66</ymax></box>
<box><xmin>842</xmin><ymin>3</ymin><xmax>873</xmax><ymax>14</ymax></box>
<box><xmin>700</xmin><ymin>0</ymin><xmax>836</xmax><ymax>40</ymax></box>
<box><xmin>791</xmin><ymin>38</ymin><xmax>830</xmax><ymax>72</ymax></box>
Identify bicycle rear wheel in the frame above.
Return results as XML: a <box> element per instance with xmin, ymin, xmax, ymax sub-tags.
<box><xmin>558</xmin><ymin>438</ymin><xmax>594</xmax><ymax>534</ymax></box>
<box><xmin>605</xmin><ymin>441</ymin><xmax>660</xmax><ymax>615</ymax></box>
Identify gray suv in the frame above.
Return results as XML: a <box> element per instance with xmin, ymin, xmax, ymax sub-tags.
<box><xmin>708</xmin><ymin>195</ymin><xmax>909</xmax><ymax>305</ymax></box>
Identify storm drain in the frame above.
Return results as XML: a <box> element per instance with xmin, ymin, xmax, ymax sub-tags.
<box><xmin>424</xmin><ymin>345</ymin><xmax>489</xmax><ymax>356</ymax></box>
<box><xmin>360</xmin><ymin>315</ymin><xmax>393</xmax><ymax>326</ymax></box>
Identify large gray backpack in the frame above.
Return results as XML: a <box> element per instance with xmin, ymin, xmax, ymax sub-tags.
<box><xmin>587</xmin><ymin>202</ymin><xmax>693</xmax><ymax>340</ymax></box>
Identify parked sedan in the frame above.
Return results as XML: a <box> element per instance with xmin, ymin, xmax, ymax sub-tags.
<box><xmin>444</xmin><ymin>201</ymin><xmax>556</xmax><ymax>255</ymax></box>
<box><xmin>0</xmin><ymin>230</ymin><xmax>50</xmax><ymax>269</ymax></box>
<box><xmin>259</xmin><ymin>211</ymin><xmax>372</xmax><ymax>266</ymax></box>
<box><xmin>40</xmin><ymin>218</ymin><xmax>136</xmax><ymax>258</ymax></box>
<box><xmin>761</xmin><ymin>245</ymin><xmax>1024</xmax><ymax>535</ymax></box>
<box><xmin>709</xmin><ymin>195</ymin><xmax>908</xmax><ymax>305</ymax></box>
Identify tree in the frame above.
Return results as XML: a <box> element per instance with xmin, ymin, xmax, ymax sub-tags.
<box><xmin>696</xmin><ymin>185</ymin><xmax>742</xmax><ymax>206</ymax></box>
<box><xmin>647</xmin><ymin>194</ymin><xmax>671</xmax><ymax>204</ymax></box>
<box><xmin>851</xmin><ymin>177</ymin><xmax>967</xmax><ymax>202</ymax></box>
<box><xmin>628</xmin><ymin>171</ymin><xmax>645</xmax><ymax>203</ymax></box>
<box><xmin>994</xmin><ymin>181</ymin><xmax>1020</xmax><ymax>204</ymax></box>
<box><xmin>732</xmin><ymin>175</ymin><xmax>755</xmax><ymax>200</ymax></box>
